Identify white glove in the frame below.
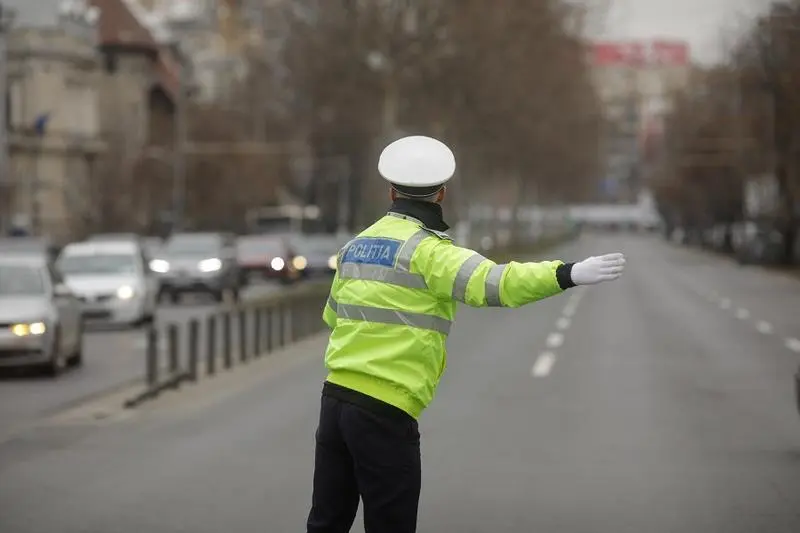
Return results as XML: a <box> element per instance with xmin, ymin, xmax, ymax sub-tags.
<box><xmin>570</xmin><ymin>253</ymin><xmax>626</xmax><ymax>285</ymax></box>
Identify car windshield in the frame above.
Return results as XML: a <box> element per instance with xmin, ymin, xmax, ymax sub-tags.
<box><xmin>164</xmin><ymin>236</ymin><xmax>221</xmax><ymax>256</ymax></box>
<box><xmin>237</xmin><ymin>237</ymin><xmax>284</xmax><ymax>256</ymax></box>
<box><xmin>0</xmin><ymin>264</ymin><xmax>46</xmax><ymax>296</ymax></box>
<box><xmin>58</xmin><ymin>253</ymin><xmax>137</xmax><ymax>275</ymax></box>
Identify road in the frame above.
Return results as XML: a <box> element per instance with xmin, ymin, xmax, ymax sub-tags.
<box><xmin>1</xmin><ymin>233</ymin><xmax>799</xmax><ymax>532</ymax></box>
<box><xmin>0</xmin><ymin>283</ymin><xmax>284</xmax><ymax>438</ymax></box>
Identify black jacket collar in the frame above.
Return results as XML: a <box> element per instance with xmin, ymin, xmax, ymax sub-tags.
<box><xmin>388</xmin><ymin>198</ymin><xmax>450</xmax><ymax>232</ymax></box>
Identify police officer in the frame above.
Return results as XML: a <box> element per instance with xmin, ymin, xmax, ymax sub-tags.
<box><xmin>306</xmin><ymin>136</ymin><xmax>626</xmax><ymax>533</ymax></box>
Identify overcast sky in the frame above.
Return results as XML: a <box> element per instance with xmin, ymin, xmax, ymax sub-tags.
<box><xmin>586</xmin><ymin>0</ymin><xmax>777</xmax><ymax>64</ymax></box>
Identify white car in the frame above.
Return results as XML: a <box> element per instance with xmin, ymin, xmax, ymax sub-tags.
<box><xmin>56</xmin><ymin>240</ymin><xmax>158</xmax><ymax>327</ymax></box>
<box><xmin>0</xmin><ymin>255</ymin><xmax>83</xmax><ymax>375</ymax></box>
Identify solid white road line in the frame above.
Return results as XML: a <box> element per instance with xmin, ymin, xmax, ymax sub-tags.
<box><xmin>756</xmin><ymin>321</ymin><xmax>773</xmax><ymax>335</ymax></box>
<box><xmin>531</xmin><ymin>352</ymin><xmax>556</xmax><ymax>377</ymax></box>
<box><xmin>545</xmin><ymin>332</ymin><xmax>564</xmax><ymax>349</ymax></box>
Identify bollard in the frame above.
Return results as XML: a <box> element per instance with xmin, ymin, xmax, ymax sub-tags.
<box><xmin>145</xmin><ymin>326</ymin><xmax>159</xmax><ymax>388</ymax></box>
<box><xmin>206</xmin><ymin>313</ymin><xmax>217</xmax><ymax>376</ymax></box>
<box><xmin>168</xmin><ymin>323</ymin><xmax>179</xmax><ymax>378</ymax></box>
<box><xmin>265</xmin><ymin>306</ymin><xmax>273</xmax><ymax>353</ymax></box>
<box><xmin>239</xmin><ymin>308</ymin><xmax>248</xmax><ymax>362</ymax></box>
<box><xmin>188</xmin><ymin>319</ymin><xmax>199</xmax><ymax>382</ymax></box>
<box><xmin>254</xmin><ymin>307</ymin><xmax>262</xmax><ymax>357</ymax></box>
<box><xmin>223</xmin><ymin>312</ymin><xmax>232</xmax><ymax>370</ymax></box>
<box><xmin>277</xmin><ymin>303</ymin><xmax>286</xmax><ymax>348</ymax></box>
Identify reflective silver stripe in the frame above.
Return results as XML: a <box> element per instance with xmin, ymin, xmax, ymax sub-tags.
<box><xmin>452</xmin><ymin>253</ymin><xmax>487</xmax><ymax>302</ymax></box>
<box><xmin>334</xmin><ymin>303</ymin><xmax>451</xmax><ymax>335</ymax></box>
<box><xmin>387</xmin><ymin>211</ymin><xmax>424</xmax><ymax>226</ymax></box>
<box><xmin>338</xmin><ymin>263</ymin><xmax>428</xmax><ymax>289</ymax></box>
<box><xmin>327</xmin><ymin>295</ymin><xmax>338</xmax><ymax>310</ymax></box>
<box><xmin>395</xmin><ymin>229</ymin><xmax>430</xmax><ymax>272</ymax></box>
<box><xmin>485</xmin><ymin>264</ymin><xmax>508</xmax><ymax>307</ymax></box>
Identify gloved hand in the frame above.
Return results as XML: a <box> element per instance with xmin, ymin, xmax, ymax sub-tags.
<box><xmin>570</xmin><ymin>253</ymin><xmax>625</xmax><ymax>285</ymax></box>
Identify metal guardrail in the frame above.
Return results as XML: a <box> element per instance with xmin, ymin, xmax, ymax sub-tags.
<box><xmin>124</xmin><ymin>281</ymin><xmax>331</xmax><ymax>408</ymax></box>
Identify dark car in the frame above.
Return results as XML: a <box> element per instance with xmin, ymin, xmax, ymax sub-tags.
<box><xmin>236</xmin><ymin>234</ymin><xmax>302</xmax><ymax>285</ymax></box>
<box><xmin>291</xmin><ymin>234</ymin><xmax>344</xmax><ymax>278</ymax></box>
<box><xmin>150</xmin><ymin>232</ymin><xmax>241</xmax><ymax>303</ymax></box>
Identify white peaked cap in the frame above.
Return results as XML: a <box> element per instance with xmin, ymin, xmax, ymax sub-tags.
<box><xmin>378</xmin><ymin>135</ymin><xmax>456</xmax><ymax>188</ymax></box>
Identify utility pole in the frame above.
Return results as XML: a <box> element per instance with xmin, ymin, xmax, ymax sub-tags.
<box><xmin>0</xmin><ymin>2</ymin><xmax>15</xmax><ymax>234</ymax></box>
<box><xmin>172</xmin><ymin>54</ymin><xmax>189</xmax><ymax>232</ymax></box>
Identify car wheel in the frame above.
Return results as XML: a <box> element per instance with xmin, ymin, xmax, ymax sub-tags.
<box><xmin>45</xmin><ymin>328</ymin><xmax>66</xmax><ymax>377</ymax></box>
<box><xmin>68</xmin><ymin>324</ymin><xmax>84</xmax><ymax>368</ymax></box>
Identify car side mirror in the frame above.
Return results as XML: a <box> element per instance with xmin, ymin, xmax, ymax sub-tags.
<box><xmin>54</xmin><ymin>283</ymin><xmax>72</xmax><ymax>298</ymax></box>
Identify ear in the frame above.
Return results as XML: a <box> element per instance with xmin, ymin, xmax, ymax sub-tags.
<box><xmin>390</xmin><ymin>188</ymin><xmax>398</xmax><ymax>201</ymax></box>
<box><xmin>436</xmin><ymin>187</ymin><xmax>446</xmax><ymax>203</ymax></box>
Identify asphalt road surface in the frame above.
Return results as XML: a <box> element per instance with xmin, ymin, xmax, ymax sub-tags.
<box><xmin>0</xmin><ymin>282</ymin><xmax>285</xmax><ymax>438</ymax></box>
<box><xmin>1</xmin><ymin>233</ymin><xmax>799</xmax><ymax>532</ymax></box>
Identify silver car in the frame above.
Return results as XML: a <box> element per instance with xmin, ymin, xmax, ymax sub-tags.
<box><xmin>56</xmin><ymin>241</ymin><xmax>159</xmax><ymax>327</ymax></box>
<box><xmin>0</xmin><ymin>256</ymin><xmax>84</xmax><ymax>375</ymax></box>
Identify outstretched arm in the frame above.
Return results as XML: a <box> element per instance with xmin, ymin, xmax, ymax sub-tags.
<box><xmin>415</xmin><ymin>238</ymin><xmax>625</xmax><ymax>308</ymax></box>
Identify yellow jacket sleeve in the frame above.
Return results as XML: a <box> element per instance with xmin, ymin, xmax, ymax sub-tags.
<box><xmin>414</xmin><ymin>235</ymin><xmax>574</xmax><ymax>308</ymax></box>
<box><xmin>322</xmin><ymin>251</ymin><xmax>344</xmax><ymax>328</ymax></box>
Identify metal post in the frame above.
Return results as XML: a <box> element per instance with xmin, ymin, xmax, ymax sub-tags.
<box><xmin>254</xmin><ymin>308</ymin><xmax>261</xmax><ymax>357</ymax></box>
<box><xmin>206</xmin><ymin>313</ymin><xmax>216</xmax><ymax>376</ymax></box>
<box><xmin>172</xmin><ymin>54</ymin><xmax>188</xmax><ymax>231</ymax></box>
<box><xmin>277</xmin><ymin>304</ymin><xmax>285</xmax><ymax>347</ymax></box>
<box><xmin>265</xmin><ymin>306</ymin><xmax>273</xmax><ymax>353</ymax></box>
<box><xmin>223</xmin><ymin>312</ymin><xmax>232</xmax><ymax>369</ymax></box>
<box><xmin>238</xmin><ymin>309</ymin><xmax>247</xmax><ymax>362</ymax></box>
<box><xmin>167</xmin><ymin>323</ymin><xmax>179</xmax><ymax>377</ymax></box>
<box><xmin>145</xmin><ymin>326</ymin><xmax>158</xmax><ymax>387</ymax></box>
<box><xmin>0</xmin><ymin>4</ymin><xmax>15</xmax><ymax>234</ymax></box>
<box><xmin>188</xmin><ymin>319</ymin><xmax>199</xmax><ymax>381</ymax></box>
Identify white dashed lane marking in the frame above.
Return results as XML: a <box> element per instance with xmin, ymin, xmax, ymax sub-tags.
<box><xmin>735</xmin><ymin>308</ymin><xmax>750</xmax><ymax>320</ymax></box>
<box><xmin>555</xmin><ymin>317</ymin><xmax>571</xmax><ymax>330</ymax></box>
<box><xmin>719</xmin><ymin>298</ymin><xmax>732</xmax><ymax>310</ymax></box>
<box><xmin>545</xmin><ymin>332</ymin><xmax>564</xmax><ymax>349</ymax></box>
<box><xmin>785</xmin><ymin>338</ymin><xmax>800</xmax><ymax>353</ymax></box>
<box><xmin>756</xmin><ymin>321</ymin><xmax>773</xmax><ymax>335</ymax></box>
<box><xmin>531</xmin><ymin>352</ymin><xmax>556</xmax><ymax>377</ymax></box>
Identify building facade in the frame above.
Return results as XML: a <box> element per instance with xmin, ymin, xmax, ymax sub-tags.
<box><xmin>4</xmin><ymin>5</ymin><xmax>105</xmax><ymax>241</ymax></box>
<box><xmin>589</xmin><ymin>39</ymin><xmax>691</xmax><ymax>203</ymax></box>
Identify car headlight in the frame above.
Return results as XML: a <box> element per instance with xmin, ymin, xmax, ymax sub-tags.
<box><xmin>11</xmin><ymin>322</ymin><xmax>47</xmax><ymax>337</ymax></box>
<box><xmin>198</xmin><ymin>258</ymin><xmax>222</xmax><ymax>272</ymax></box>
<box><xmin>149</xmin><ymin>259</ymin><xmax>170</xmax><ymax>273</ymax></box>
<box><xmin>116</xmin><ymin>285</ymin><xmax>135</xmax><ymax>300</ymax></box>
<box><xmin>292</xmin><ymin>256</ymin><xmax>307</xmax><ymax>270</ymax></box>
<box><xmin>328</xmin><ymin>255</ymin><xmax>337</xmax><ymax>270</ymax></box>
<box><xmin>270</xmin><ymin>257</ymin><xmax>285</xmax><ymax>271</ymax></box>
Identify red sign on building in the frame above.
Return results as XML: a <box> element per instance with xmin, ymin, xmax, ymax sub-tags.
<box><xmin>591</xmin><ymin>40</ymin><xmax>689</xmax><ymax>67</ymax></box>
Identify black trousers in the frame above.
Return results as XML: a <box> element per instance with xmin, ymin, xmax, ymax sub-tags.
<box><xmin>306</xmin><ymin>385</ymin><xmax>421</xmax><ymax>533</ymax></box>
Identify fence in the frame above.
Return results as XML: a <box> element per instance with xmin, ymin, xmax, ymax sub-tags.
<box><xmin>124</xmin><ymin>281</ymin><xmax>330</xmax><ymax>408</ymax></box>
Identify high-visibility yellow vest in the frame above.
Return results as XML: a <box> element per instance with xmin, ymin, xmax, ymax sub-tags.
<box><xmin>323</xmin><ymin>211</ymin><xmax>567</xmax><ymax>419</ymax></box>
